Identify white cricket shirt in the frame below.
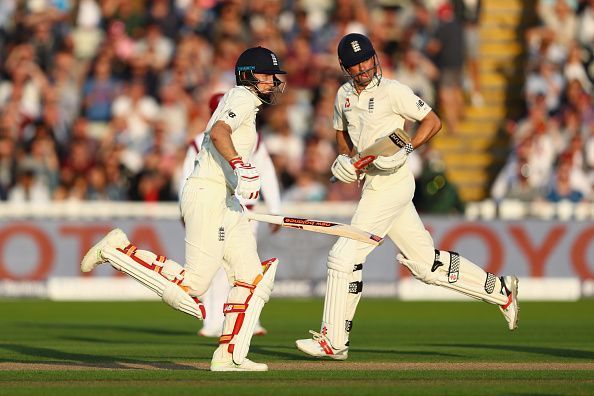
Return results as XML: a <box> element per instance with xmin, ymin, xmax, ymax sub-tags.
<box><xmin>333</xmin><ymin>78</ymin><xmax>432</xmax><ymax>154</ymax></box>
<box><xmin>192</xmin><ymin>86</ymin><xmax>262</xmax><ymax>191</ymax></box>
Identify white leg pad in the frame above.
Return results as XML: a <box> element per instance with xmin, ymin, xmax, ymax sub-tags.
<box><xmin>217</xmin><ymin>258</ymin><xmax>278</xmax><ymax>365</ymax></box>
<box><xmin>102</xmin><ymin>245</ymin><xmax>205</xmax><ymax>319</ymax></box>
<box><xmin>398</xmin><ymin>250</ymin><xmax>508</xmax><ymax>305</ymax></box>
<box><xmin>345</xmin><ymin>263</ymin><xmax>363</xmax><ymax>340</ymax></box>
<box><xmin>232</xmin><ymin>258</ymin><xmax>277</xmax><ymax>365</ymax></box>
<box><xmin>322</xmin><ymin>268</ymin><xmax>349</xmax><ymax>349</ymax></box>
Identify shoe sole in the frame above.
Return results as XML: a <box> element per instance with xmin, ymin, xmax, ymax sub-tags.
<box><xmin>295</xmin><ymin>341</ymin><xmax>348</xmax><ymax>361</ymax></box>
<box><xmin>80</xmin><ymin>239</ymin><xmax>105</xmax><ymax>273</ymax></box>
<box><xmin>81</xmin><ymin>229</ymin><xmax>127</xmax><ymax>273</ymax></box>
<box><xmin>210</xmin><ymin>364</ymin><xmax>268</xmax><ymax>372</ymax></box>
<box><xmin>509</xmin><ymin>276</ymin><xmax>520</xmax><ymax>331</ymax></box>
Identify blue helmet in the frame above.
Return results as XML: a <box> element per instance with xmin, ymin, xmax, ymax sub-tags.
<box><xmin>235</xmin><ymin>46</ymin><xmax>287</xmax><ymax>104</ymax></box>
<box><xmin>337</xmin><ymin>33</ymin><xmax>375</xmax><ymax>68</ymax></box>
<box><xmin>337</xmin><ymin>33</ymin><xmax>382</xmax><ymax>88</ymax></box>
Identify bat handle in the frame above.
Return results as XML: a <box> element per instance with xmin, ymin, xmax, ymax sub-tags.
<box><xmin>329</xmin><ymin>155</ymin><xmax>376</xmax><ymax>184</ymax></box>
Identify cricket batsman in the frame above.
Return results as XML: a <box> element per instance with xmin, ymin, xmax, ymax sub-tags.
<box><xmin>296</xmin><ymin>33</ymin><xmax>520</xmax><ymax>360</ymax></box>
<box><xmin>180</xmin><ymin>92</ymin><xmax>281</xmax><ymax>338</ymax></box>
<box><xmin>81</xmin><ymin>46</ymin><xmax>287</xmax><ymax>371</ymax></box>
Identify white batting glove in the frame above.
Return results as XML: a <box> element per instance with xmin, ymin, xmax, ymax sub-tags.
<box><xmin>229</xmin><ymin>157</ymin><xmax>261</xmax><ymax>199</ymax></box>
<box><xmin>373</xmin><ymin>143</ymin><xmax>414</xmax><ymax>173</ymax></box>
<box><xmin>331</xmin><ymin>154</ymin><xmax>358</xmax><ymax>183</ymax></box>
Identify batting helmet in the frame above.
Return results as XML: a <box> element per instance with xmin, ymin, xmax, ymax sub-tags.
<box><xmin>337</xmin><ymin>33</ymin><xmax>375</xmax><ymax>69</ymax></box>
<box><xmin>235</xmin><ymin>46</ymin><xmax>287</xmax><ymax>104</ymax></box>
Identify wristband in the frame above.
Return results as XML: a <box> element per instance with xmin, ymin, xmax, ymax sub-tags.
<box><xmin>404</xmin><ymin>143</ymin><xmax>414</xmax><ymax>155</ymax></box>
<box><xmin>229</xmin><ymin>157</ymin><xmax>243</xmax><ymax>169</ymax></box>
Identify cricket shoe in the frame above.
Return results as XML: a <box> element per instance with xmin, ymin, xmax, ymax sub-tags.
<box><xmin>198</xmin><ymin>326</ymin><xmax>223</xmax><ymax>338</ymax></box>
<box><xmin>295</xmin><ymin>330</ymin><xmax>348</xmax><ymax>360</ymax></box>
<box><xmin>253</xmin><ymin>324</ymin><xmax>267</xmax><ymax>336</ymax></box>
<box><xmin>81</xmin><ymin>228</ymin><xmax>130</xmax><ymax>273</ymax></box>
<box><xmin>499</xmin><ymin>275</ymin><xmax>520</xmax><ymax>331</ymax></box>
<box><xmin>210</xmin><ymin>346</ymin><xmax>268</xmax><ymax>372</ymax></box>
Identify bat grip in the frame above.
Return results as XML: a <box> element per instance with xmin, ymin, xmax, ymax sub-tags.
<box><xmin>329</xmin><ymin>155</ymin><xmax>376</xmax><ymax>183</ymax></box>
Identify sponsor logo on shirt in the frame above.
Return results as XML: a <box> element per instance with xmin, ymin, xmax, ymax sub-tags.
<box><xmin>345</xmin><ymin>97</ymin><xmax>350</xmax><ymax>108</ymax></box>
<box><xmin>415</xmin><ymin>99</ymin><xmax>425</xmax><ymax>110</ymax></box>
<box><xmin>228</xmin><ymin>111</ymin><xmax>236</xmax><ymax>118</ymax></box>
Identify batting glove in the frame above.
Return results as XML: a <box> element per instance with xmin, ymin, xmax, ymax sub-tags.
<box><xmin>372</xmin><ymin>143</ymin><xmax>413</xmax><ymax>173</ymax></box>
<box><xmin>331</xmin><ymin>154</ymin><xmax>358</xmax><ymax>183</ymax></box>
<box><xmin>230</xmin><ymin>157</ymin><xmax>261</xmax><ymax>199</ymax></box>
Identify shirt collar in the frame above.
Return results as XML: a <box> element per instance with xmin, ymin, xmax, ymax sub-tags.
<box><xmin>238</xmin><ymin>85</ymin><xmax>264</xmax><ymax>106</ymax></box>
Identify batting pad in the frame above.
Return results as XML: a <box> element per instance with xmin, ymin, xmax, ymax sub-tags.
<box><xmin>322</xmin><ymin>268</ymin><xmax>350</xmax><ymax>349</ymax></box>
<box><xmin>102</xmin><ymin>245</ymin><xmax>205</xmax><ymax>319</ymax></box>
<box><xmin>232</xmin><ymin>258</ymin><xmax>277</xmax><ymax>364</ymax></box>
<box><xmin>398</xmin><ymin>250</ymin><xmax>508</xmax><ymax>305</ymax></box>
<box><xmin>218</xmin><ymin>258</ymin><xmax>278</xmax><ymax>365</ymax></box>
<box><xmin>345</xmin><ymin>263</ymin><xmax>363</xmax><ymax>338</ymax></box>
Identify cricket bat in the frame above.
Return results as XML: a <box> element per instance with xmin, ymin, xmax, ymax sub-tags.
<box><xmin>330</xmin><ymin>128</ymin><xmax>411</xmax><ymax>183</ymax></box>
<box><xmin>245</xmin><ymin>211</ymin><xmax>383</xmax><ymax>246</ymax></box>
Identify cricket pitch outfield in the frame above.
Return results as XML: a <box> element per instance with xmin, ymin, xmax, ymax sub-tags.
<box><xmin>1</xmin><ymin>299</ymin><xmax>593</xmax><ymax>395</ymax></box>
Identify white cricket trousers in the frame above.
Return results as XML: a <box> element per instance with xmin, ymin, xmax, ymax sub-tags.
<box><xmin>334</xmin><ymin>165</ymin><xmax>435</xmax><ymax>267</ymax></box>
<box><xmin>180</xmin><ymin>177</ymin><xmax>262</xmax><ymax>296</ymax></box>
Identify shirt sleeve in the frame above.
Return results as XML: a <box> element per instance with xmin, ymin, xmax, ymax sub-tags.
<box><xmin>215</xmin><ymin>90</ymin><xmax>254</xmax><ymax>132</ymax></box>
<box><xmin>389</xmin><ymin>81</ymin><xmax>432</xmax><ymax>122</ymax></box>
<box><xmin>332</xmin><ymin>89</ymin><xmax>347</xmax><ymax>131</ymax></box>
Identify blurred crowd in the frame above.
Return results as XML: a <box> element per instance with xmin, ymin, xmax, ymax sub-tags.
<box><xmin>491</xmin><ymin>0</ymin><xmax>594</xmax><ymax>204</ymax></box>
<box><xmin>0</xmin><ymin>0</ymin><xmax>501</xmax><ymax>207</ymax></box>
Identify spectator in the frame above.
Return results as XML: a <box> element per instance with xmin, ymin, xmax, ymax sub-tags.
<box><xmin>282</xmin><ymin>171</ymin><xmax>327</xmax><ymax>202</ymax></box>
<box><xmin>8</xmin><ymin>167</ymin><xmax>51</xmax><ymax>203</ymax></box>
<box><xmin>82</xmin><ymin>57</ymin><xmax>121</xmax><ymax>125</ymax></box>
<box><xmin>426</xmin><ymin>2</ymin><xmax>465</xmax><ymax>134</ymax></box>
<box><xmin>546</xmin><ymin>154</ymin><xmax>584</xmax><ymax>202</ymax></box>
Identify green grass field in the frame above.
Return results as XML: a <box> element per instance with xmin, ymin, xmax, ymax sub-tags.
<box><xmin>1</xmin><ymin>299</ymin><xmax>593</xmax><ymax>395</ymax></box>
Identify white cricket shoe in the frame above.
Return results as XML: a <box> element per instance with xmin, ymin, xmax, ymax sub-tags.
<box><xmin>198</xmin><ymin>326</ymin><xmax>223</xmax><ymax>338</ymax></box>
<box><xmin>81</xmin><ymin>228</ymin><xmax>130</xmax><ymax>273</ymax></box>
<box><xmin>210</xmin><ymin>346</ymin><xmax>268</xmax><ymax>372</ymax></box>
<box><xmin>499</xmin><ymin>275</ymin><xmax>519</xmax><ymax>331</ymax></box>
<box><xmin>295</xmin><ymin>330</ymin><xmax>348</xmax><ymax>360</ymax></box>
<box><xmin>253</xmin><ymin>324</ymin><xmax>267</xmax><ymax>336</ymax></box>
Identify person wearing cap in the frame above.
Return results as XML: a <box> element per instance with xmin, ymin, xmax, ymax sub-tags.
<box><xmin>179</xmin><ymin>92</ymin><xmax>282</xmax><ymax>339</ymax></box>
<box><xmin>80</xmin><ymin>47</ymin><xmax>287</xmax><ymax>372</ymax></box>
<box><xmin>295</xmin><ymin>33</ymin><xmax>520</xmax><ymax>360</ymax></box>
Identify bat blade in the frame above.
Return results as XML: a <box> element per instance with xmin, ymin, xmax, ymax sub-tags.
<box><xmin>245</xmin><ymin>211</ymin><xmax>383</xmax><ymax>246</ymax></box>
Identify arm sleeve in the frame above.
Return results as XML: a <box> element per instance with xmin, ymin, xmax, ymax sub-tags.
<box><xmin>332</xmin><ymin>90</ymin><xmax>347</xmax><ymax>131</ymax></box>
<box><xmin>389</xmin><ymin>82</ymin><xmax>432</xmax><ymax>122</ymax></box>
<box><xmin>252</xmin><ymin>140</ymin><xmax>281</xmax><ymax>214</ymax></box>
<box><xmin>178</xmin><ymin>134</ymin><xmax>204</xmax><ymax>201</ymax></box>
<box><xmin>215</xmin><ymin>91</ymin><xmax>254</xmax><ymax>132</ymax></box>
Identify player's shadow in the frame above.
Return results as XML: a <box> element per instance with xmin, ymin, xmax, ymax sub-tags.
<box><xmin>0</xmin><ymin>344</ymin><xmax>198</xmax><ymax>370</ymax></box>
<box><xmin>251</xmin><ymin>344</ymin><xmax>463</xmax><ymax>360</ymax></box>
<box><xmin>431</xmin><ymin>343</ymin><xmax>594</xmax><ymax>360</ymax></box>
<box><xmin>14</xmin><ymin>321</ymin><xmax>190</xmax><ymax>337</ymax></box>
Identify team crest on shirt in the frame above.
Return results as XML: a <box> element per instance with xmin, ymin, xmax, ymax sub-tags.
<box><xmin>368</xmin><ymin>98</ymin><xmax>375</xmax><ymax>113</ymax></box>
